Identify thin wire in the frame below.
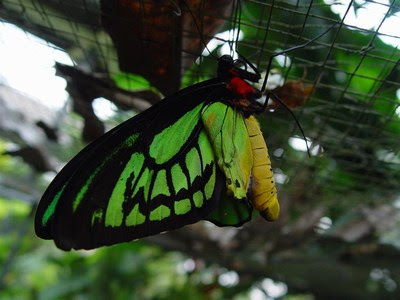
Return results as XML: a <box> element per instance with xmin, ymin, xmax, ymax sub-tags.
<box><xmin>230</xmin><ymin>0</ymin><xmax>240</xmax><ymax>56</ymax></box>
<box><xmin>260</xmin><ymin>21</ymin><xmax>339</xmax><ymax>92</ymax></box>
<box><xmin>282</xmin><ymin>0</ymin><xmax>314</xmax><ymax>82</ymax></box>
<box><xmin>256</xmin><ymin>0</ymin><xmax>276</xmax><ymax>68</ymax></box>
<box><xmin>266</xmin><ymin>92</ymin><xmax>311</xmax><ymax>157</ymax></box>
<box><xmin>180</xmin><ymin>0</ymin><xmax>218</xmax><ymax>60</ymax></box>
<box><xmin>234</xmin><ymin>0</ymin><xmax>242</xmax><ymax>55</ymax></box>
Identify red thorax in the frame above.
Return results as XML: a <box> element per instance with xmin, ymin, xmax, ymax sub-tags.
<box><xmin>227</xmin><ymin>69</ymin><xmax>256</xmax><ymax>98</ymax></box>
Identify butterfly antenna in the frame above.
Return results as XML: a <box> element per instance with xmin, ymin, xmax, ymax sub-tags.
<box><xmin>237</xmin><ymin>52</ymin><xmax>261</xmax><ymax>79</ymax></box>
<box><xmin>180</xmin><ymin>0</ymin><xmax>217</xmax><ymax>59</ymax></box>
<box><xmin>261</xmin><ymin>22</ymin><xmax>338</xmax><ymax>92</ymax></box>
<box><xmin>267</xmin><ymin>92</ymin><xmax>311</xmax><ymax>157</ymax></box>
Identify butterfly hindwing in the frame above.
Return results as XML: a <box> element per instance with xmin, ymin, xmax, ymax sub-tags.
<box><xmin>201</xmin><ymin>102</ymin><xmax>254</xmax><ymax>226</ymax></box>
<box><xmin>35</xmin><ymin>79</ymin><xmax>229</xmax><ymax>250</ymax></box>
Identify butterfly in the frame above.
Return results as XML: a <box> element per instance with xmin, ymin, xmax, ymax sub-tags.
<box><xmin>34</xmin><ymin>55</ymin><xmax>280</xmax><ymax>250</ymax></box>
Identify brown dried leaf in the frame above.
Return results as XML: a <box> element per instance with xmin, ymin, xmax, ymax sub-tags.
<box><xmin>268</xmin><ymin>80</ymin><xmax>315</xmax><ymax>109</ymax></box>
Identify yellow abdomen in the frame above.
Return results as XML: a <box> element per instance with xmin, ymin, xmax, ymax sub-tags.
<box><xmin>245</xmin><ymin>116</ymin><xmax>280</xmax><ymax>221</ymax></box>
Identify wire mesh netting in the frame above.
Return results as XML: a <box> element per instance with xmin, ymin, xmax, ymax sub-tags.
<box><xmin>1</xmin><ymin>0</ymin><xmax>400</xmax><ymax>222</ymax></box>
<box><xmin>2</xmin><ymin>0</ymin><xmax>400</xmax><ymax>298</ymax></box>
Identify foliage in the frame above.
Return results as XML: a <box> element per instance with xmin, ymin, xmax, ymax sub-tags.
<box><xmin>0</xmin><ymin>200</ymin><xmax>252</xmax><ymax>300</ymax></box>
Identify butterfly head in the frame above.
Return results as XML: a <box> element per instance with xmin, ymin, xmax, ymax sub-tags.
<box><xmin>218</xmin><ymin>55</ymin><xmax>261</xmax><ymax>83</ymax></box>
<box><xmin>218</xmin><ymin>55</ymin><xmax>263</xmax><ymax>115</ymax></box>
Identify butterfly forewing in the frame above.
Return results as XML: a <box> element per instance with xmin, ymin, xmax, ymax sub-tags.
<box><xmin>35</xmin><ymin>79</ymin><xmax>228</xmax><ymax>250</ymax></box>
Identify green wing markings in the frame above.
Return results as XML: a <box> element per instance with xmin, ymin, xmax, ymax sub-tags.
<box><xmin>120</xmin><ymin>152</ymin><xmax>146</xmax><ymax>199</ymax></box>
<box><xmin>174</xmin><ymin>199</ymin><xmax>192</xmax><ymax>215</ymax></box>
<box><xmin>143</xmin><ymin>169</ymin><xmax>154</xmax><ymax>202</ymax></box>
<box><xmin>91</xmin><ymin>209</ymin><xmax>103</xmax><ymax>226</ymax></box>
<box><xmin>74</xmin><ymin>171</ymin><xmax>97</xmax><ymax>212</ymax></box>
<box><xmin>204</xmin><ymin>168</ymin><xmax>215</xmax><ymax>199</ymax></box>
<box><xmin>72</xmin><ymin>133</ymin><xmax>140</xmax><ymax>213</ymax></box>
<box><xmin>96</xmin><ymin>105</ymin><xmax>219</xmax><ymax>230</ymax></box>
<box><xmin>66</xmin><ymin>98</ymin><xmax>251</xmax><ymax>233</ymax></box>
<box><xmin>149</xmin><ymin>104</ymin><xmax>203</xmax><ymax>164</ymax></box>
<box><xmin>185</xmin><ymin>147</ymin><xmax>202</xmax><ymax>183</ymax></box>
<box><xmin>105</xmin><ymin>129</ymin><xmax>217</xmax><ymax>227</ymax></box>
<box><xmin>149</xmin><ymin>205</ymin><xmax>171</xmax><ymax>221</ymax></box>
<box><xmin>132</xmin><ymin>167</ymin><xmax>150</xmax><ymax>200</ymax></box>
<box><xmin>193</xmin><ymin>190</ymin><xmax>204</xmax><ymax>208</ymax></box>
<box><xmin>125</xmin><ymin>204</ymin><xmax>146</xmax><ymax>226</ymax></box>
<box><xmin>151</xmin><ymin>169</ymin><xmax>170</xmax><ymax>199</ymax></box>
<box><xmin>105</xmin><ymin>152</ymin><xmax>145</xmax><ymax>227</ymax></box>
<box><xmin>42</xmin><ymin>183</ymin><xmax>67</xmax><ymax>226</ymax></box>
<box><xmin>123</xmin><ymin>133</ymin><xmax>140</xmax><ymax>148</ymax></box>
<box><xmin>197</xmin><ymin>130</ymin><xmax>216</xmax><ymax>200</ymax></box>
<box><xmin>198</xmin><ymin>130</ymin><xmax>214</xmax><ymax>167</ymax></box>
<box><xmin>171</xmin><ymin>164</ymin><xmax>188</xmax><ymax>192</ymax></box>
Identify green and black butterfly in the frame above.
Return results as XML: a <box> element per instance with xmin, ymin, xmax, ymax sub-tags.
<box><xmin>35</xmin><ymin>55</ymin><xmax>280</xmax><ymax>250</ymax></box>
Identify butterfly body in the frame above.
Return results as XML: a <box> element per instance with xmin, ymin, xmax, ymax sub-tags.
<box><xmin>35</xmin><ymin>55</ymin><xmax>279</xmax><ymax>250</ymax></box>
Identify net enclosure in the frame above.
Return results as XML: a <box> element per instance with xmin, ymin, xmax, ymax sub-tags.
<box><xmin>1</xmin><ymin>0</ymin><xmax>400</xmax><ymax>298</ymax></box>
<box><xmin>2</xmin><ymin>0</ymin><xmax>399</xmax><ymax>215</ymax></box>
